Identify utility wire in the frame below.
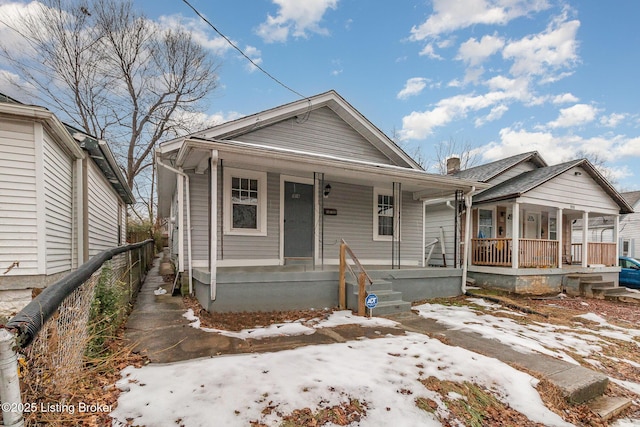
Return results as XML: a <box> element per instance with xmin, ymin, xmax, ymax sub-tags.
<box><xmin>181</xmin><ymin>0</ymin><xmax>308</xmax><ymax>100</ymax></box>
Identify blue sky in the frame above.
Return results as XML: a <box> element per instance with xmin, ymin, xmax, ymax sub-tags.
<box><xmin>2</xmin><ymin>0</ymin><xmax>639</xmax><ymax>190</ymax></box>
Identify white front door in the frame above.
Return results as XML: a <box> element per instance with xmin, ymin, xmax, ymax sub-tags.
<box><xmin>524</xmin><ymin>213</ymin><xmax>540</xmax><ymax>239</ymax></box>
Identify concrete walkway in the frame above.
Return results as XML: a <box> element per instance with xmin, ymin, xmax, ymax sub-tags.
<box><xmin>125</xmin><ymin>256</ymin><xmax>613</xmax><ymax>408</ymax></box>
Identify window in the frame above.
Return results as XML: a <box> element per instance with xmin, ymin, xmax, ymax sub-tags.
<box><xmin>373</xmin><ymin>189</ymin><xmax>394</xmax><ymax>240</ymax></box>
<box><xmin>478</xmin><ymin>209</ymin><xmax>494</xmax><ymax>238</ymax></box>
<box><xmin>623</xmin><ymin>239</ymin><xmax>630</xmax><ymax>256</ymax></box>
<box><xmin>224</xmin><ymin>168</ymin><xmax>267</xmax><ymax>235</ymax></box>
<box><xmin>549</xmin><ymin>217</ymin><xmax>557</xmax><ymax>240</ymax></box>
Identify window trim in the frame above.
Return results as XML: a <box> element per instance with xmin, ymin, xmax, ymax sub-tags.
<box><xmin>477</xmin><ymin>207</ymin><xmax>495</xmax><ymax>238</ymax></box>
<box><xmin>373</xmin><ymin>188</ymin><xmax>395</xmax><ymax>241</ymax></box>
<box><xmin>223</xmin><ymin>168</ymin><xmax>268</xmax><ymax>236</ymax></box>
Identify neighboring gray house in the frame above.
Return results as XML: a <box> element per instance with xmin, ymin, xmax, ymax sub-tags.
<box><xmin>445</xmin><ymin>152</ymin><xmax>633</xmax><ymax>294</ymax></box>
<box><xmin>619</xmin><ymin>191</ymin><xmax>640</xmax><ymax>258</ymax></box>
<box><xmin>156</xmin><ymin>90</ymin><xmax>484</xmax><ymax>313</ymax></box>
<box><xmin>0</xmin><ymin>94</ymin><xmax>134</xmax><ymax>314</ymax></box>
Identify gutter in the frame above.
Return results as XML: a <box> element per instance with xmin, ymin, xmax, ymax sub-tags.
<box><xmin>461</xmin><ymin>186</ymin><xmax>477</xmax><ymax>294</ymax></box>
<box><xmin>156</xmin><ymin>157</ymin><xmax>193</xmax><ymax>295</ymax></box>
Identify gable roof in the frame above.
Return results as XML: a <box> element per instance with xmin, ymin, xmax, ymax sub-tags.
<box><xmin>622</xmin><ymin>191</ymin><xmax>640</xmax><ymax>209</ymax></box>
<box><xmin>454</xmin><ymin>151</ymin><xmax>547</xmax><ymax>182</ymax></box>
<box><xmin>162</xmin><ymin>90</ymin><xmax>422</xmax><ymax>170</ymax></box>
<box><xmin>473</xmin><ymin>158</ymin><xmax>633</xmax><ymax>214</ymax></box>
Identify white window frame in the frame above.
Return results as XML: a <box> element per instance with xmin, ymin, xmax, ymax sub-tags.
<box><xmin>373</xmin><ymin>188</ymin><xmax>395</xmax><ymax>241</ymax></box>
<box><xmin>223</xmin><ymin>168</ymin><xmax>268</xmax><ymax>236</ymax></box>
<box><xmin>477</xmin><ymin>207</ymin><xmax>495</xmax><ymax>238</ymax></box>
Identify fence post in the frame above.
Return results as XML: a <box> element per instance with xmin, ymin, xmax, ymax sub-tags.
<box><xmin>0</xmin><ymin>329</ymin><xmax>24</xmax><ymax>427</ymax></box>
<box><xmin>339</xmin><ymin>243</ymin><xmax>346</xmax><ymax>309</ymax></box>
<box><xmin>358</xmin><ymin>272</ymin><xmax>366</xmax><ymax>316</ymax></box>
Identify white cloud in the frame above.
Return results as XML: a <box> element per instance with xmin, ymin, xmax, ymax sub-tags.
<box><xmin>255</xmin><ymin>0</ymin><xmax>338</xmax><ymax>43</ymax></box>
<box><xmin>502</xmin><ymin>12</ymin><xmax>580</xmax><ymax>78</ymax></box>
<box><xmin>552</xmin><ymin>93</ymin><xmax>579</xmax><ymax>104</ymax></box>
<box><xmin>410</xmin><ymin>0</ymin><xmax>551</xmax><ymax>41</ymax></box>
<box><xmin>475</xmin><ymin>104</ymin><xmax>508</xmax><ymax>126</ymax></box>
<box><xmin>242</xmin><ymin>45</ymin><xmax>263</xmax><ymax>72</ymax></box>
<box><xmin>157</xmin><ymin>15</ymin><xmax>232</xmax><ymax>56</ymax></box>
<box><xmin>397</xmin><ymin>77</ymin><xmax>428</xmax><ymax>100</ymax></box>
<box><xmin>547</xmin><ymin>103</ymin><xmax>598</xmax><ymax>128</ymax></box>
<box><xmin>418</xmin><ymin>43</ymin><xmax>443</xmax><ymax>59</ymax></box>
<box><xmin>457</xmin><ymin>34</ymin><xmax>505</xmax><ymax>66</ymax></box>
<box><xmin>600</xmin><ymin>113</ymin><xmax>626</xmax><ymax>128</ymax></box>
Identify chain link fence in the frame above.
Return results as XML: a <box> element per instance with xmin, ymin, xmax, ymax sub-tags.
<box><xmin>0</xmin><ymin>240</ymin><xmax>154</xmax><ymax>427</ymax></box>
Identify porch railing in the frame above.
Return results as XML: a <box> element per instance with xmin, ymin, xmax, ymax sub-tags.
<box><xmin>571</xmin><ymin>243</ymin><xmax>617</xmax><ymax>266</ymax></box>
<box><xmin>339</xmin><ymin>239</ymin><xmax>373</xmax><ymax>316</ymax></box>
<box><xmin>471</xmin><ymin>238</ymin><xmax>558</xmax><ymax>268</ymax></box>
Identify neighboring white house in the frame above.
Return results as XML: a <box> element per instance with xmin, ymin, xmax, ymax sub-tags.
<box><xmin>619</xmin><ymin>191</ymin><xmax>640</xmax><ymax>258</ymax></box>
<box><xmin>444</xmin><ymin>152</ymin><xmax>633</xmax><ymax>294</ymax></box>
<box><xmin>156</xmin><ymin>90</ymin><xmax>485</xmax><ymax>313</ymax></box>
<box><xmin>0</xmin><ymin>94</ymin><xmax>134</xmax><ymax>314</ymax></box>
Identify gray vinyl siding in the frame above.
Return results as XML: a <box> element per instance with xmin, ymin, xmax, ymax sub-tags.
<box><xmin>238</xmin><ymin>107</ymin><xmax>393</xmax><ymax>164</ymax></box>
<box><xmin>188</xmin><ymin>171</ymin><xmax>209</xmax><ymax>263</ymax></box>
<box><xmin>0</xmin><ymin>119</ymin><xmax>38</xmax><ymax>275</ymax></box>
<box><xmin>220</xmin><ymin>172</ymin><xmax>280</xmax><ymax>260</ymax></box>
<box><xmin>320</xmin><ymin>182</ymin><xmax>423</xmax><ymax>264</ymax></box>
<box><xmin>43</xmin><ymin>130</ymin><xmax>73</xmax><ymax>274</ymax></box>
<box><xmin>87</xmin><ymin>161</ymin><xmax>120</xmax><ymax>256</ymax></box>
<box><xmin>489</xmin><ymin>161</ymin><xmax>538</xmax><ymax>186</ymax></box>
<box><xmin>525</xmin><ymin>167</ymin><xmax>620</xmax><ymax>213</ymax></box>
<box><xmin>424</xmin><ymin>204</ymin><xmax>457</xmax><ymax>267</ymax></box>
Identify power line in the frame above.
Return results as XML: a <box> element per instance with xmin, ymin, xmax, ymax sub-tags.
<box><xmin>181</xmin><ymin>0</ymin><xmax>308</xmax><ymax>100</ymax></box>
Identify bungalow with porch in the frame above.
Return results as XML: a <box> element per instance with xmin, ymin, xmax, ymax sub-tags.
<box><xmin>450</xmin><ymin>152</ymin><xmax>633</xmax><ymax>294</ymax></box>
<box><xmin>156</xmin><ymin>90</ymin><xmax>485</xmax><ymax>314</ymax></box>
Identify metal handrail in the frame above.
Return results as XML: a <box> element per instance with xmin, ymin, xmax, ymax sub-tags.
<box><xmin>5</xmin><ymin>239</ymin><xmax>154</xmax><ymax>348</ymax></box>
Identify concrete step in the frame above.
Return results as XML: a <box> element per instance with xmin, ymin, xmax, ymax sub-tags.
<box><xmin>587</xmin><ymin>396</ymin><xmax>633</xmax><ymax>420</ymax></box>
<box><xmin>369</xmin><ymin>279</ymin><xmax>393</xmax><ymax>292</ymax></box>
<box><xmin>564</xmin><ymin>274</ymin><xmax>604</xmax><ymax>296</ymax></box>
<box><xmin>605</xmin><ymin>291</ymin><xmax>640</xmax><ymax>304</ymax></box>
<box><xmin>579</xmin><ymin>280</ymin><xmax>615</xmax><ymax>298</ymax></box>
<box><xmin>369</xmin><ymin>290</ymin><xmax>404</xmax><ymax>304</ymax></box>
<box><xmin>590</xmin><ymin>285</ymin><xmax>620</xmax><ymax>299</ymax></box>
<box><xmin>368</xmin><ymin>300</ymin><xmax>412</xmax><ymax>316</ymax></box>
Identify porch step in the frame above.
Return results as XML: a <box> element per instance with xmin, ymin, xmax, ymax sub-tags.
<box><xmin>583</xmin><ymin>281</ymin><xmax>615</xmax><ymax>299</ymax></box>
<box><xmin>587</xmin><ymin>396</ymin><xmax>633</xmax><ymax>420</ymax></box>
<box><xmin>346</xmin><ymin>279</ymin><xmax>411</xmax><ymax>316</ymax></box>
<box><xmin>604</xmin><ymin>288</ymin><xmax>640</xmax><ymax>304</ymax></box>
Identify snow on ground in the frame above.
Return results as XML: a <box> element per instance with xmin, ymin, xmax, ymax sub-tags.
<box><xmin>112</xmin><ymin>299</ymin><xmax>640</xmax><ymax>426</ymax></box>
<box><xmin>110</xmin><ymin>332</ymin><xmax>571</xmax><ymax>427</ymax></box>
<box><xmin>182</xmin><ymin>309</ymin><xmax>400</xmax><ymax>340</ymax></box>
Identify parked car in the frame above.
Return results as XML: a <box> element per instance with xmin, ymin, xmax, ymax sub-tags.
<box><xmin>619</xmin><ymin>256</ymin><xmax>640</xmax><ymax>288</ymax></box>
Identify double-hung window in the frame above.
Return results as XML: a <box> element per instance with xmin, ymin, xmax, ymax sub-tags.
<box><xmin>478</xmin><ymin>209</ymin><xmax>494</xmax><ymax>238</ymax></box>
<box><xmin>224</xmin><ymin>168</ymin><xmax>267</xmax><ymax>236</ymax></box>
<box><xmin>374</xmin><ymin>189</ymin><xmax>394</xmax><ymax>240</ymax></box>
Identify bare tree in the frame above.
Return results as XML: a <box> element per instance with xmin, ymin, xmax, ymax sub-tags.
<box><xmin>1</xmin><ymin>0</ymin><xmax>219</xmax><ymax>206</ymax></box>
<box><xmin>434</xmin><ymin>137</ymin><xmax>478</xmax><ymax>174</ymax></box>
<box><xmin>575</xmin><ymin>150</ymin><xmax>619</xmax><ymax>186</ymax></box>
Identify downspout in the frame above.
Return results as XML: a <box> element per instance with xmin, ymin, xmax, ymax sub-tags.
<box><xmin>157</xmin><ymin>157</ymin><xmax>193</xmax><ymax>295</ymax></box>
<box><xmin>210</xmin><ymin>150</ymin><xmax>218</xmax><ymax>300</ymax></box>
<box><xmin>461</xmin><ymin>186</ymin><xmax>477</xmax><ymax>294</ymax></box>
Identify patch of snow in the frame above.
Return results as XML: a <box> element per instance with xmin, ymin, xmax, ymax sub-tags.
<box><xmin>153</xmin><ymin>287</ymin><xmax>167</xmax><ymax>295</ymax></box>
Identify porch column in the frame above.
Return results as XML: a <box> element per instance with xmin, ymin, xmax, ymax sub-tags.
<box><xmin>210</xmin><ymin>150</ymin><xmax>218</xmax><ymax>300</ymax></box>
<box><xmin>582</xmin><ymin>211</ymin><xmax>589</xmax><ymax>267</ymax></box>
<box><xmin>614</xmin><ymin>215</ymin><xmax>620</xmax><ymax>262</ymax></box>
<box><xmin>557</xmin><ymin>208</ymin><xmax>563</xmax><ymax>268</ymax></box>
<box><xmin>511</xmin><ymin>202</ymin><xmax>520</xmax><ymax>269</ymax></box>
<box><xmin>177</xmin><ymin>173</ymin><xmax>185</xmax><ymax>273</ymax></box>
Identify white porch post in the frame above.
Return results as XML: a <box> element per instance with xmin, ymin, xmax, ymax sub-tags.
<box><xmin>177</xmin><ymin>173</ymin><xmax>184</xmax><ymax>273</ymax></box>
<box><xmin>582</xmin><ymin>211</ymin><xmax>589</xmax><ymax>267</ymax></box>
<box><xmin>614</xmin><ymin>215</ymin><xmax>620</xmax><ymax>263</ymax></box>
<box><xmin>557</xmin><ymin>208</ymin><xmax>563</xmax><ymax>268</ymax></box>
<box><xmin>210</xmin><ymin>150</ymin><xmax>218</xmax><ymax>300</ymax></box>
<box><xmin>511</xmin><ymin>202</ymin><xmax>520</xmax><ymax>269</ymax></box>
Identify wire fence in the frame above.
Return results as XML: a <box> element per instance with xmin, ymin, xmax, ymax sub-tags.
<box><xmin>0</xmin><ymin>240</ymin><xmax>154</xmax><ymax>427</ymax></box>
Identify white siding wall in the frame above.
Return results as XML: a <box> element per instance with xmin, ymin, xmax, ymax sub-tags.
<box><xmin>525</xmin><ymin>167</ymin><xmax>620</xmax><ymax>213</ymax></box>
<box><xmin>43</xmin><ymin>130</ymin><xmax>73</xmax><ymax>274</ymax></box>
<box><xmin>424</xmin><ymin>204</ymin><xmax>457</xmax><ymax>267</ymax></box>
<box><xmin>620</xmin><ymin>210</ymin><xmax>640</xmax><ymax>257</ymax></box>
<box><xmin>87</xmin><ymin>160</ymin><xmax>120</xmax><ymax>256</ymax></box>
<box><xmin>0</xmin><ymin>119</ymin><xmax>38</xmax><ymax>275</ymax></box>
<box><xmin>239</xmin><ymin>107</ymin><xmax>393</xmax><ymax>164</ymax></box>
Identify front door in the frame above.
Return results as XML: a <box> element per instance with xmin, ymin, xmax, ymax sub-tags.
<box><xmin>284</xmin><ymin>181</ymin><xmax>314</xmax><ymax>258</ymax></box>
<box><xmin>524</xmin><ymin>213</ymin><xmax>540</xmax><ymax>239</ymax></box>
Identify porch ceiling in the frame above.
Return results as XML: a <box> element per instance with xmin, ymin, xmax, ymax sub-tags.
<box><xmin>173</xmin><ymin>138</ymin><xmax>487</xmax><ymax>199</ymax></box>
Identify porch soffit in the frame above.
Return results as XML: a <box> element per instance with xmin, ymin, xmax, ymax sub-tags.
<box><xmin>173</xmin><ymin>139</ymin><xmax>487</xmax><ymax>199</ymax></box>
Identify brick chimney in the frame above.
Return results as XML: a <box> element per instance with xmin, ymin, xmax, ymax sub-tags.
<box><xmin>446</xmin><ymin>157</ymin><xmax>461</xmax><ymax>174</ymax></box>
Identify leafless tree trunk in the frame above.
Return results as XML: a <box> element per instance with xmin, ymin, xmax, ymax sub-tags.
<box><xmin>1</xmin><ymin>0</ymin><xmax>219</xmax><ymax>216</ymax></box>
